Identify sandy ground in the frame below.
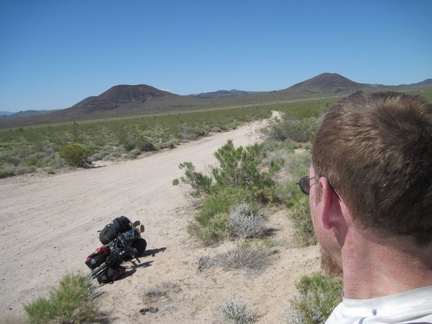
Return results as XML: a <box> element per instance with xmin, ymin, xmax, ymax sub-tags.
<box><xmin>0</xmin><ymin>118</ymin><xmax>320</xmax><ymax>323</ymax></box>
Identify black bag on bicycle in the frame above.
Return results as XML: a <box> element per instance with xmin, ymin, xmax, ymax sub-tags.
<box><xmin>99</xmin><ymin>216</ymin><xmax>132</xmax><ymax>245</ymax></box>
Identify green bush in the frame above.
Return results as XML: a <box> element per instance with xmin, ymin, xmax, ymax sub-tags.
<box><xmin>117</xmin><ymin>127</ymin><xmax>158</xmax><ymax>152</ymax></box>
<box><xmin>58</xmin><ymin>144</ymin><xmax>91</xmax><ymax>167</ymax></box>
<box><xmin>178</xmin><ymin>140</ymin><xmax>279</xmax><ymax>245</ymax></box>
<box><xmin>264</xmin><ymin>116</ymin><xmax>319</xmax><ymax>143</ymax></box>
<box><xmin>0</xmin><ymin>165</ymin><xmax>15</xmax><ymax>178</ymax></box>
<box><xmin>24</xmin><ymin>273</ymin><xmax>99</xmax><ymax>324</ymax></box>
<box><xmin>176</xmin><ymin>162</ymin><xmax>213</xmax><ymax>197</ymax></box>
<box><xmin>187</xmin><ymin>187</ymin><xmax>250</xmax><ymax>245</ymax></box>
<box><xmin>176</xmin><ymin>140</ymin><xmax>276</xmax><ymax>203</ymax></box>
<box><xmin>212</xmin><ymin>140</ymin><xmax>274</xmax><ymax>203</ymax></box>
<box><xmin>140</xmin><ymin>140</ymin><xmax>157</xmax><ymax>152</ymax></box>
<box><xmin>288</xmin><ymin>272</ymin><xmax>343</xmax><ymax>324</ymax></box>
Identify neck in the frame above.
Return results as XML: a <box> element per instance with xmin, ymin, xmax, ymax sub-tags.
<box><xmin>341</xmin><ymin>229</ymin><xmax>432</xmax><ymax>299</ymax></box>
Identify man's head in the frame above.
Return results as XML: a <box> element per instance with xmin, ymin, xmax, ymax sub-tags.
<box><xmin>312</xmin><ymin>91</ymin><xmax>432</xmax><ymax>246</ymax></box>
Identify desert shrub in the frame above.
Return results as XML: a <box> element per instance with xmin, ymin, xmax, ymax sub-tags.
<box><xmin>20</xmin><ymin>165</ymin><xmax>38</xmax><ymax>174</ymax></box>
<box><xmin>228</xmin><ymin>202</ymin><xmax>266</xmax><ymax>239</ymax></box>
<box><xmin>264</xmin><ymin>116</ymin><xmax>319</xmax><ymax>143</ymax></box>
<box><xmin>178</xmin><ymin>140</ymin><xmax>279</xmax><ymax>245</ymax></box>
<box><xmin>122</xmin><ymin>138</ymin><xmax>138</xmax><ymax>151</ymax></box>
<box><xmin>261</xmin><ymin>149</ymin><xmax>290</xmax><ymax>175</ymax></box>
<box><xmin>187</xmin><ymin>187</ymin><xmax>250</xmax><ymax>245</ymax></box>
<box><xmin>176</xmin><ymin>140</ymin><xmax>276</xmax><ymax>203</ymax></box>
<box><xmin>48</xmin><ymin>152</ymin><xmax>63</xmax><ymax>168</ymax></box>
<box><xmin>0</xmin><ymin>165</ymin><xmax>15</xmax><ymax>178</ymax></box>
<box><xmin>212</xmin><ymin>140</ymin><xmax>275</xmax><ymax>203</ymax></box>
<box><xmin>23</xmin><ymin>152</ymin><xmax>46</xmax><ymax>167</ymax></box>
<box><xmin>212</xmin><ymin>140</ymin><xmax>253</xmax><ymax>187</ymax></box>
<box><xmin>188</xmin><ymin>212</ymin><xmax>230</xmax><ymax>246</ymax></box>
<box><xmin>116</xmin><ymin>127</ymin><xmax>139</xmax><ymax>151</ymax></box>
<box><xmin>287</xmin><ymin>272</ymin><xmax>343</xmax><ymax>324</ymax></box>
<box><xmin>58</xmin><ymin>144</ymin><xmax>91</xmax><ymax>167</ymax></box>
<box><xmin>176</xmin><ymin>161</ymin><xmax>213</xmax><ymax>197</ymax></box>
<box><xmin>24</xmin><ymin>273</ymin><xmax>99</xmax><ymax>324</ymax></box>
<box><xmin>116</xmin><ymin>125</ymin><xmax>158</xmax><ymax>152</ymax></box>
<box><xmin>0</xmin><ymin>152</ymin><xmax>21</xmax><ymax>165</ymax></box>
<box><xmin>140</xmin><ymin>140</ymin><xmax>157</xmax><ymax>152</ymax></box>
<box><xmin>129</xmin><ymin>148</ymin><xmax>141</xmax><ymax>159</ymax></box>
<box><xmin>216</xmin><ymin>241</ymin><xmax>271</xmax><ymax>273</ymax></box>
<box><xmin>221</xmin><ymin>299</ymin><xmax>257</xmax><ymax>324</ymax></box>
<box><xmin>165</xmin><ymin>136</ymin><xmax>181</xmax><ymax>148</ymax></box>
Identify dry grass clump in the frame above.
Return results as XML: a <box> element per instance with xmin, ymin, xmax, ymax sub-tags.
<box><xmin>215</xmin><ymin>242</ymin><xmax>272</xmax><ymax>273</ymax></box>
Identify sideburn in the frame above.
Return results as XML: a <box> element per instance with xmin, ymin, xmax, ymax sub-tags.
<box><xmin>320</xmin><ymin>247</ymin><xmax>343</xmax><ymax>276</ymax></box>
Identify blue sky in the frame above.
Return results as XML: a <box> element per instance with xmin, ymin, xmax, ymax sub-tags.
<box><xmin>1</xmin><ymin>1</ymin><xmax>431</xmax><ymax>112</ymax></box>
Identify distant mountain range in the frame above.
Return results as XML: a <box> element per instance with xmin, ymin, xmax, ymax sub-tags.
<box><xmin>187</xmin><ymin>89</ymin><xmax>258</xmax><ymax>98</ymax></box>
<box><xmin>0</xmin><ymin>110</ymin><xmax>55</xmax><ymax>118</ymax></box>
<box><xmin>1</xmin><ymin>73</ymin><xmax>431</xmax><ymax>127</ymax></box>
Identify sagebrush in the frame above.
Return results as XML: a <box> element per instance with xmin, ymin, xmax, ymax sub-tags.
<box><xmin>221</xmin><ymin>299</ymin><xmax>257</xmax><ymax>324</ymax></box>
<box><xmin>228</xmin><ymin>202</ymin><xmax>266</xmax><ymax>239</ymax></box>
<box><xmin>24</xmin><ymin>273</ymin><xmax>99</xmax><ymax>324</ymax></box>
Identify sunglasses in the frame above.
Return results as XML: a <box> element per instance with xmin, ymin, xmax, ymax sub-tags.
<box><xmin>297</xmin><ymin>176</ymin><xmax>341</xmax><ymax>200</ymax></box>
<box><xmin>297</xmin><ymin>176</ymin><xmax>315</xmax><ymax>195</ymax></box>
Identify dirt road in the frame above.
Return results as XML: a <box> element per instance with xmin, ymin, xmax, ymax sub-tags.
<box><xmin>0</xmin><ymin>119</ymin><xmax>319</xmax><ymax>323</ymax></box>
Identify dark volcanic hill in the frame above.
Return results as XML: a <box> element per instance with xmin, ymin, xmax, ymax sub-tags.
<box><xmin>286</xmin><ymin>72</ymin><xmax>371</xmax><ymax>93</ymax></box>
<box><xmin>72</xmin><ymin>84</ymin><xmax>185</xmax><ymax>114</ymax></box>
<box><xmin>410</xmin><ymin>79</ymin><xmax>432</xmax><ymax>87</ymax></box>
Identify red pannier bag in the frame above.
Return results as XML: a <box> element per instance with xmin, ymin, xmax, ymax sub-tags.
<box><xmin>85</xmin><ymin>245</ymin><xmax>110</xmax><ymax>270</ymax></box>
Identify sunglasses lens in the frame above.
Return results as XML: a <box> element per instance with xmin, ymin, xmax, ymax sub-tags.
<box><xmin>298</xmin><ymin>176</ymin><xmax>310</xmax><ymax>195</ymax></box>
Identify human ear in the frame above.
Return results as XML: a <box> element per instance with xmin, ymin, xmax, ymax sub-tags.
<box><xmin>319</xmin><ymin>178</ymin><xmax>342</xmax><ymax>230</ymax></box>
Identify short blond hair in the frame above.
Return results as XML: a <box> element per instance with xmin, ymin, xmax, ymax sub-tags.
<box><xmin>312</xmin><ymin>91</ymin><xmax>432</xmax><ymax>245</ymax></box>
